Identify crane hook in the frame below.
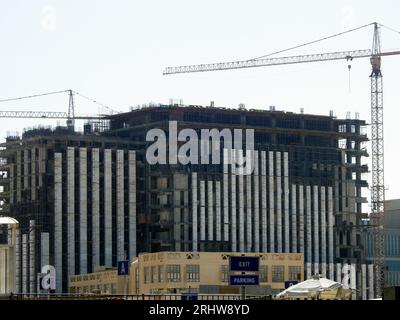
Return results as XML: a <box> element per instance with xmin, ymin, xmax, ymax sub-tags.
<box><xmin>347</xmin><ymin>58</ymin><xmax>353</xmax><ymax>94</ymax></box>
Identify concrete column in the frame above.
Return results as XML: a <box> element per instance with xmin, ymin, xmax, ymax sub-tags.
<box><xmin>128</xmin><ymin>150</ymin><xmax>136</xmax><ymax>259</ymax></box>
<box><xmin>321</xmin><ymin>186</ymin><xmax>327</xmax><ymax>277</ymax></box>
<box><xmin>238</xmin><ymin>150</ymin><xmax>245</xmax><ymax>252</ymax></box>
<box><xmin>253</xmin><ymin>151</ymin><xmax>260</xmax><ymax>252</ymax></box>
<box><xmin>183</xmin><ymin>188</ymin><xmax>189</xmax><ymax>251</ymax></box>
<box><xmin>54</xmin><ymin>152</ymin><xmax>62</xmax><ymax>293</ymax></box>
<box><xmin>350</xmin><ymin>263</ymin><xmax>356</xmax><ymax>300</ymax></box>
<box><xmin>29</xmin><ymin>220</ymin><xmax>35</xmax><ymax>293</ymax></box>
<box><xmin>313</xmin><ymin>185</ymin><xmax>319</xmax><ymax>275</ymax></box>
<box><xmin>40</xmin><ymin>232</ymin><xmax>50</xmax><ymax>268</ymax></box>
<box><xmin>246</xmin><ymin>173</ymin><xmax>252</xmax><ymax>252</ymax></box>
<box><xmin>268</xmin><ymin>151</ymin><xmax>275</xmax><ymax>252</ymax></box>
<box><xmin>116</xmin><ymin>149</ymin><xmax>124</xmax><ymax>261</ymax></box>
<box><xmin>334</xmin><ymin>166</ymin><xmax>340</xmax><ymax>258</ymax></box>
<box><xmin>79</xmin><ymin>148</ymin><xmax>88</xmax><ymax>273</ymax></box>
<box><xmin>276</xmin><ymin>152</ymin><xmax>282</xmax><ymax>253</ymax></box>
<box><xmin>306</xmin><ymin>186</ymin><xmax>312</xmax><ymax>278</ymax></box>
<box><xmin>23</xmin><ymin>150</ymin><xmax>28</xmax><ymax>191</ymax></box>
<box><xmin>104</xmin><ymin>149</ymin><xmax>112</xmax><ymax>267</ymax></box>
<box><xmin>200</xmin><ymin>180</ymin><xmax>206</xmax><ymax>242</ymax></box>
<box><xmin>9</xmin><ymin>165</ymin><xmax>14</xmax><ymax>204</ymax></box>
<box><xmin>336</xmin><ymin>263</ymin><xmax>342</xmax><ymax>284</ymax></box>
<box><xmin>67</xmin><ymin>147</ymin><xmax>75</xmax><ymax>275</ymax></box>
<box><xmin>328</xmin><ymin>186</ymin><xmax>334</xmax><ymax>279</ymax></box>
<box><xmin>22</xmin><ymin>233</ymin><xmax>27</xmax><ymax>294</ymax></box>
<box><xmin>3</xmin><ymin>236</ymin><xmax>13</xmax><ymax>293</ymax></box>
<box><xmin>192</xmin><ymin>173</ymin><xmax>198</xmax><ymax>252</ymax></box>
<box><xmin>368</xmin><ymin>264</ymin><xmax>374</xmax><ymax>299</ymax></box>
<box><xmin>92</xmin><ymin>148</ymin><xmax>100</xmax><ymax>267</ymax></box>
<box><xmin>15</xmin><ymin>228</ymin><xmax>20</xmax><ymax>292</ymax></box>
<box><xmin>291</xmin><ymin>184</ymin><xmax>297</xmax><ymax>252</ymax></box>
<box><xmin>16</xmin><ymin>151</ymin><xmax>21</xmax><ymax>202</ymax></box>
<box><xmin>216</xmin><ymin>181</ymin><xmax>222</xmax><ymax>242</ymax></box>
<box><xmin>231</xmin><ymin>150</ymin><xmax>237</xmax><ymax>252</ymax></box>
<box><xmin>304</xmin><ymin>263</ymin><xmax>310</xmax><ymax>280</ymax></box>
<box><xmin>361</xmin><ymin>264</ymin><xmax>367</xmax><ymax>300</ymax></box>
<box><xmin>298</xmin><ymin>185</ymin><xmax>304</xmax><ymax>254</ymax></box>
<box><xmin>31</xmin><ymin>147</ymin><xmax>36</xmax><ymax>201</ymax></box>
<box><xmin>261</xmin><ymin>151</ymin><xmax>267</xmax><ymax>252</ymax></box>
<box><xmin>207</xmin><ymin>180</ymin><xmax>214</xmax><ymax>241</ymax></box>
<box><xmin>38</xmin><ymin>147</ymin><xmax>45</xmax><ymax>187</ymax></box>
<box><xmin>223</xmin><ymin>149</ymin><xmax>229</xmax><ymax>242</ymax></box>
<box><xmin>173</xmin><ymin>175</ymin><xmax>181</xmax><ymax>251</ymax></box>
<box><xmin>283</xmin><ymin>152</ymin><xmax>289</xmax><ymax>252</ymax></box>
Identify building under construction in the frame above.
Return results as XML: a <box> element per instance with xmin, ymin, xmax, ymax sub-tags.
<box><xmin>0</xmin><ymin>103</ymin><xmax>375</xmax><ymax>297</ymax></box>
<box><xmin>0</xmin><ymin>127</ymin><xmax>140</xmax><ymax>293</ymax></box>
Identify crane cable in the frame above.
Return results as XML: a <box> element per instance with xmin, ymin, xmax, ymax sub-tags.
<box><xmin>250</xmin><ymin>22</ymin><xmax>375</xmax><ymax>61</ymax></box>
<box><xmin>0</xmin><ymin>89</ymin><xmax>120</xmax><ymax>114</ymax></box>
<box><xmin>379</xmin><ymin>23</ymin><xmax>400</xmax><ymax>36</ymax></box>
<box><xmin>71</xmin><ymin>90</ymin><xmax>120</xmax><ymax>114</ymax></box>
<box><xmin>0</xmin><ymin>90</ymin><xmax>69</xmax><ymax>103</ymax></box>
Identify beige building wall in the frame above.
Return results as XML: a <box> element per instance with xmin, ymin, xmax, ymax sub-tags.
<box><xmin>69</xmin><ymin>252</ymin><xmax>304</xmax><ymax>295</ymax></box>
<box><xmin>0</xmin><ymin>244</ymin><xmax>15</xmax><ymax>294</ymax></box>
<box><xmin>69</xmin><ymin>268</ymin><xmax>127</xmax><ymax>295</ymax></box>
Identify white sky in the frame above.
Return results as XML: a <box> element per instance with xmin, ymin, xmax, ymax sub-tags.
<box><xmin>0</xmin><ymin>0</ymin><xmax>399</xmax><ymax>203</ymax></box>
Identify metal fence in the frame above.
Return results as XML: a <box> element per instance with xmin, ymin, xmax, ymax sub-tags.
<box><xmin>2</xmin><ymin>293</ymin><xmax>249</xmax><ymax>301</ymax></box>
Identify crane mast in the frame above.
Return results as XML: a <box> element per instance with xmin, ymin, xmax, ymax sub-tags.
<box><xmin>67</xmin><ymin>89</ymin><xmax>75</xmax><ymax>129</ymax></box>
<box><xmin>370</xmin><ymin>22</ymin><xmax>385</xmax><ymax>298</ymax></box>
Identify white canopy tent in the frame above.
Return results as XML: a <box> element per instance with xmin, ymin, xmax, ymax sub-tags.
<box><xmin>276</xmin><ymin>275</ymin><xmax>345</xmax><ymax>300</ymax></box>
<box><xmin>0</xmin><ymin>216</ymin><xmax>19</xmax><ymax>225</ymax></box>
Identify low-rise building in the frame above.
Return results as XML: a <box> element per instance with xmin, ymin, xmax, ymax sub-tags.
<box><xmin>69</xmin><ymin>267</ymin><xmax>122</xmax><ymax>295</ymax></box>
<box><xmin>69</xmin><ymin>251</ymin><xmax>304</xmax><ymax>296</ymax></box>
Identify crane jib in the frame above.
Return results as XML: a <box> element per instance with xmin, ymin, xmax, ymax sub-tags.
<box><xmin>163</xmin><ymin>50</ymin><xmax>400</xmax><ymax>75</ymax></box>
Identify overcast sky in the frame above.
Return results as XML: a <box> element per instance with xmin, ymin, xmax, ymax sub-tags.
<box><xmin>0</xmin><ymin>0</ymin><xmax>399</xmax><ymax>203</ymax></box>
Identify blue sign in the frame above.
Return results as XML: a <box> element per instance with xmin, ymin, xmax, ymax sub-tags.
<box><xmin>181</xmin><ymin>293</ymin><xmax>198</xmax><ymax>301</ymax></box>
<box><xmin>230</xmin><ymin>256</ymin><xmax>259</xmax><ymax>272</ymax></box>
<box><xmin>229</xmin><ymin>275</ymin><xmax>259</xmax><ymax>286</ymax></box>
<box><xmin>285</xmin><ymin>280</ymin><xmax>298</xmax><ymax>289</ymax></box>
<box><xmin>118</xmin><ymin>260</ymin><xmax>129</xmax><ymax>276</ymax></box>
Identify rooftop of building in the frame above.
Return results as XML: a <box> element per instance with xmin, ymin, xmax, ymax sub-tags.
<box><xmin>108</xmin><ymin>103</ymin><xmax>366</xmax><ymax>124</ymax></box>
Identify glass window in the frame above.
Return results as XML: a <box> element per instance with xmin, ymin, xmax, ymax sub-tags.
<box><xmin>159</xmin><ymin>266</ymin><xmax>164</xmax><ymax>283</ymax></box>
<box><xmin>288</xmin><ymin>266</ymin><xmax>302</xmax><ymax>281</ymax></box>
<box><xmin>151</xmin><ymin>266</ymin><xmax>157</xmax><ymax>283</ymax></box>
<box><xmin>167</xmin><ymin>265</ymin><xmax>181</xmax><ymax>282</ymax></box>
<box><xmin>111</xmin><ymin>283</ymin><xmax>116</xmax><ymax>294</ymax></box>
<box><xmin>144</xmin><ymin>267</ymin><xmax>150</xmax><ymax>284</ymax></box>
<box><xmin>272</xmin><ymin>265</ymin><xmax>284</xmax><ymax>282</ymax></box>
<box><xmin>221</xmin><ymin>265</ymin><xmax>228</xmax><ymax>282</ymax></box>
<box><xmin>104</xmin><ymin>284</ymin><xmax>110</xmax><ymax>294</ymax></box>
<box><xmin>260</xmin><ymin>266</ymin><xmax>268</xmax><ymax>283</ymax></box>
<box><xmin>186</xmin><ymin>265</ymin><xmax>200</xmax><ymax>282</ymax></box>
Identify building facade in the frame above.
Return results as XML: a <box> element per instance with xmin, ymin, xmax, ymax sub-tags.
<box><xmin>0</xmin><ymin>128</ymin><xmax>139</xmax><ymax>293</ymax></box>
<box><xmin>69</xmin><ymin>251</ymin><xmax>304</xmax><ymax>295</ymax></box>
<box><xmin>106</xmin><ymin>105</ymin><xmax>373</xmax><ymax>297</ymax></box>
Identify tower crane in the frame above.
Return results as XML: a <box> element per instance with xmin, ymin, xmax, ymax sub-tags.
<box><xmin>0</xmin><ymin>89</ymin><xmax>113</xmax><ymax>124</ymax></box>
<box><xmin>163</xmin><ymin>22</ymin><xmax>400</xmax><ymax>297</ymax></box>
